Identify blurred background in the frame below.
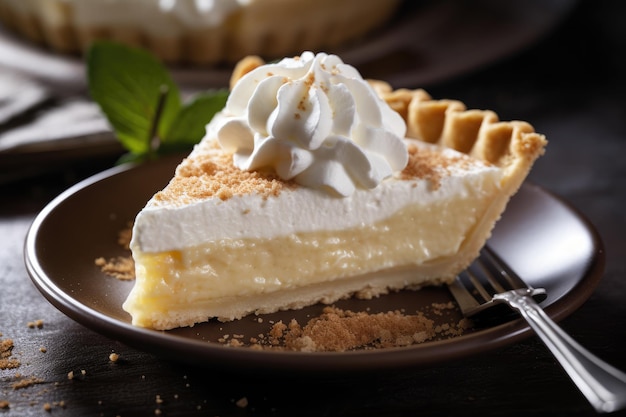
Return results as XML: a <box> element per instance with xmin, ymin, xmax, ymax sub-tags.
<box><xmin>0</xmin><ymin>0</ymin><xmax>589</xmax><ymax>185</ymax></box>
<box><xmin>2</xmin><ymin>1</ymin><xmax>626</xmax><ymax>416</ymax></box>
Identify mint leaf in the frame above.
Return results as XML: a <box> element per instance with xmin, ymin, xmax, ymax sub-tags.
<box><xmin>87</xmin><ymin>41</ymin><xmax>231</xmax><ymax>161</ymax></box>
<box><xmin>86</xmin><ymin>41</ymin><xmax>181</xmax><ymax>155</ymax></box>
<box><xmin>162</xmin><ymin>90</ymin><xmax>229</xmax><ymax>147</ymax></box>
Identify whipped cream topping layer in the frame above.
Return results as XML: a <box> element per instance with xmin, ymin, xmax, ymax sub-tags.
<box><xmin>211</xmin><ymin>51</ymin><xmax>409</xmax><ymax>197</ymax></box>
<box><xmin>131</xmin><ymin>140</ymin><xmax>503</xmax><ymax>253</ymax></box>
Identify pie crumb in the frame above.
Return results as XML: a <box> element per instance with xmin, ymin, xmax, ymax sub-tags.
<box><xmin>12</xmin><ymin>376</ymin><xmax>44</xmax><ymax>390</ymax></box>
<box><xmin>225</xmin><ymin>306</ymin><xmax>438</xmax><ymax>352</ymax></box>
<box><xmin>95</xmin><ymin>256</ymin><xmax>135</xmax><ymax>280</ymax></box>
<box><xmin>117</xmin><ymin>223</ymin><xmax>133</xmax><ymax>249</ymax></box>
<box><xmin>96</xmin><ymin>225</ymin><xmax>136</xmax><ymax>280</ymax></box>
<box><xmin>0</xmin><ymin>338</ymin><xmax>20</xmax><ymax>370</ymax></box>
<box><xmin>235</xmin><ymin>397</ymin><xmax>249</xmax><ymax>408</ymax></box>
<box><xmin>27</xmin><ymin>319</ymin><xmax>44</xmax><ymax>329</ymax></box>
<box><xmin>219</xmin><ymin>303</ymin><xmax>473</xmax><ymax>352</ymax></box>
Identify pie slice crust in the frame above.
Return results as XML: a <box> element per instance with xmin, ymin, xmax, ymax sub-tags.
<box><xmin>124</xmin><ymin>57</ymin><xmax>547</xmax><ymax>330</ymax></box>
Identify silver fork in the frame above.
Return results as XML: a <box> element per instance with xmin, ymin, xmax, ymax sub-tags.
<box><xmin>448</xmin><ymin>246</ymin><xmax>626</xmax><ymax>413</ymax></box>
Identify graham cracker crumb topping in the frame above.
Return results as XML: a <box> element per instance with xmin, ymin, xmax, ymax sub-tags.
<box><xmin>401</xmin><ymin>144</ymin><xmax>477</xmax><ymax>190</ymax></box>
<box><xmin>154</xmin><ymin>141</ymin><xmax>296</xmax><ymax>204</ymax></box>
<box><xmin>151</xmin><ymin>138</ymin><xmax>485</xmax><ymax>206</ymax></box>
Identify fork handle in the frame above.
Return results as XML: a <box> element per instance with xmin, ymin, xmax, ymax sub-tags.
<box><xmin>496</xmin><ymin>290</ymin><xmax>626</xmax><ymax>413</ymax></box>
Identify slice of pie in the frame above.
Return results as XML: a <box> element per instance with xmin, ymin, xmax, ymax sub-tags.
<box><xmin>124</xmin><ymin>52</ymin><xmax>547</xmax><ymax>330</ymax></box>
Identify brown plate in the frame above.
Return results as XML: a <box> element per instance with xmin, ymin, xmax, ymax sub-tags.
<box><xmin>24</xmin><ymin>154</ymin><xmax>605</xmax><ymax>374</ymax></box>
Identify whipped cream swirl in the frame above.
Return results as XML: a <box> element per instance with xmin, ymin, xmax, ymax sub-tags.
<box><xmin>213</xmin><ymin>51</ymin><xmax>409</xmax><ymax>196</ymax></box>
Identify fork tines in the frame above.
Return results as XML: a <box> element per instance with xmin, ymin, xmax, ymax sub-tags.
<box><xmin>449</xmin><ymin>246</ymin><xmax>547</xmax><ymax>318</ymax></box>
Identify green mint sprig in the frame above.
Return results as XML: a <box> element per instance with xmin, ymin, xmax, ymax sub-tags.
<box><xmin>86</xmin><ymin>40</ymin><xmax>228</xmax><ymax>163</ymax></box>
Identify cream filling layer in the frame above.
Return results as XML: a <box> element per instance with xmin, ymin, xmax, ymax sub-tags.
<box><xmin>131</xmin><ymin>140</ymin><xmax>502</xmax><ymax>253</ymax></box>
<box><xmin>123</xmin><ymin>186</ymin><xmax>498</xmax><ymax>328</ymax></box>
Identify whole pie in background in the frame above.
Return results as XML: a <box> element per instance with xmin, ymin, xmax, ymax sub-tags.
<box><xmin>0</xmin><ymin>0</ymin><xmax>402</xmax><ymax>65</ymax></box>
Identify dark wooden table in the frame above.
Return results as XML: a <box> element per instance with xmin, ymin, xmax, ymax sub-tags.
<box><xmin>2</xmin><ymin>1</ymin><xmax>626</xmax><ymax>416</ymax></box>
